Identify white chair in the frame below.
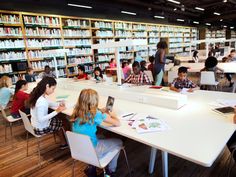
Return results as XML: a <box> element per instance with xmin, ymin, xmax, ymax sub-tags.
<box><xmin>0</xmin><ymin>106</ymin><xmax>21</xmax><ymax>143</ymax></box>
<box><xmin>167</xmin><ymin>71</ymin><xmax>178</xmax><ymax>84</ymax></box>
<box><xmin>66</xmin><ymin>131</ymin><xmax>132</xmax><ymax>177</ymax></box>
<box><xmin>144</xmin><ymin>70</ymin><xmax>154</xmax><ymax>82</ymax></box>
<box><xmin>200</xmin><ymin>71</ymin><xmax>219</xmax><ymax>90</ymax></box>
<box><xmin>19</xmin><ymin>110</ymin><xmax>56</xmax><ymax>166</ymax></box>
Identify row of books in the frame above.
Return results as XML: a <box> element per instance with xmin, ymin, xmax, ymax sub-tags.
<box><xmin>120</xmin><ymin>53</ymin><xmax>133</xmax><ymax>59</ymax></box>
<box><xmin>97</xmin><ymin>54</ymin><xmax>115</xmax><ymax>62</ymax></box>
<box><xmin>63</xmin><ymin>19</ymin><xmax>89</xmax><ymax>27</ymax></box>
<box><xmin>133</xmin><ymin>32</ymin><xmax>147</xmax><ymax>37</ymax></box>
<box><xmin>27</xmin><ymin>39</ymin><xmax>63</xmax><ymax>47</ymax></box>
<box><xmin>94</xmin><ymin>22</ymin><xmax>113</xmax><ymax>29</ymax></box>
<box><xmin>67</xmin><ymin>56</ymin><xmax>93</xmax><ymax>65</ymax></box>
<box><xmin>115</xmin><ymin>31</ymin><xmax>132</xmax><ymax>37</ymax></box>
<box><xmin>0</xmin><ymin>27</ymin><xmax>22</xmax><ymax>36</ymax></box>
<box><xmin>25</xmin><ymin>28</ymin><xmax>61</xmax><ymax>37</ymax></box>
<box><xmin>96</xmin><ymin>63</ymin><xmax>109</xmax><ymax>70</ymax></box>
<box><xmin>67</xmin><ymin>48</ymin><xmax>92</xmax><ymax>56</ymax></box>
<box><xmin>97</xmin><ymin>39</ymin><xmax>114</xmax><ymax>44</ymax></box>
<box><xmin>28</xmin><ymin>50</ymin><xmax>64</xmax><ymax>59</ymax></box>
<box><xmin>160</xmin><ymin>32</ymin><xmax>183</xmax><ymax>37</ymax></box>
<box><xmin>148</xmin><ymin>38</ymin><xmax>159</xmax><ymax>44</ymax></box>
<box><xmin>133</xmin><ymin>24</ymin><xmax>146</xmax><ymax>31</ymax></box>
<box><xmin>0</xmin><ymin>64</ymin><xmax>13</xmax><ymax>73</ymax></box>
<box><xmin>64</xmin><ymin>39</ymin><xmax>92</xmax><ymax>46</ymax></box>
<box><xmin>169</xmin><ymin>38</ymin><xmax>184</xmax><ymax>42</ymax></box>
<box><xmin>0</xmin><ymin>14</ymin><xmax>20</xmax><ymax>24</ymax></box>
<box><xmin>149</xmin><ymin>32</ymin><xmax>159</xmax><ymax>37</ymax></box>
<box><xmin>31</xmin><ymin>59</ymin><xmax>66</xmax><ymax>70</ymax></box>
<box><xmin>23</xmin><ymin>16</ymin><xmax>60</xmax><ymax>26</ymax></box>
<box><xmin>114</xmin><ymin>23</ymin><xmax>132</xmax><ymax>30</ymax></box>
<box><xmin>98</xmin><ymin>48</ymin><xmax>115</xmax><ymax>54</ymax></box>
<box><xmin>0</xmin><ymin>39</ymin><xmax>25</xmax><ymax>48</ymax></box>
<box><xmin>63</xmin><ymin>29</ymin><xmax>91</xmax><ymax>37</ymax></box>
<box><xmin>0</xmin><ymin>51</ymin><xmax>26</xmax><ymax>61</ymax></box>
<box><xmin>95</xmin><ymin>30</ymin><xmax>113</xmax><ymax>37</ymax></box>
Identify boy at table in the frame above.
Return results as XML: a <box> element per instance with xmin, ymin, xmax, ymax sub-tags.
<box><xmin>170</xmin><ymin>66</ymin><xmax>197</xmax><ymax>92</ymax></box>
<box><xmin>124</xmin><ymin>61</ymin><xmax>151</xmax><ymax>85</ymax></box>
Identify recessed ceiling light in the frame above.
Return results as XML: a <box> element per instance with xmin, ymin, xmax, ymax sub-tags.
<box><xmin>223</xmin><ymin>25</ymin><xmax>227</xmax><ymax>28</ymax></box>
<box><xmin>223</xmin><ymin>0</ymin><xmax>227</xmax><ymax>2</ymax></box>
<box><xmin>214</xmin><ymin>12</ymin><xmax>221</xmax><ymax>16</ymax></box>
<box><xmin>154</xmin><ymin>15</ymin><xmax>165</xmax><ymax>19</ymax></box>
<box><xmin>67</xmin><ymin>3</ymin><xmax>92</xmax><ymax>9</ymax></box>
<box><xmin>220</xmin><ymin>19</ymin><xmax>223</xmax><ymax>21</ymax></box>
<box><xmin>230</xmin><ymin>27</ymin><xmax>234</xmax><ymax>29</ymax></box>
<box><xmin>205</xmin><ymin>23</ymin><xmax>211</xmax><ymax>26</ymax></box>
<box><xmin>193</xmin><ymin>21</ymin><xmax>199</xmax><ymax>24</ymax></box>
<box><xmin>177</xmin><ymin>19</ymin><xmax>184</xmax><ymax>22</ymax></box>
<box><xmin>195</xmin><ymin>7</ymin><xmax>205</xmax><ymax>11</ymax></box>
<box><xmin>167</xmin><ymin>0</ymin><xmax>180</xmax><ymax>4</ymax></box>
<box><xmin>121</xmin><ymin>11</ymin><xmax>136</xmax><ymax>15</ymax></box>
<box><xmin>174</xmin><ymin>8</ymin><xmax>177</xmax><ymax>11</ymax></box>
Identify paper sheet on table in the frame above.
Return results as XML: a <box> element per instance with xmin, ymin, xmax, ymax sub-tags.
<box><xmin>181</xmin><ymin>88</ymin><xmax>189</xmax><ymax>94</ymax></box>
<box><xmin>216</xmin><ymin>99</ymin><xmax>236</xmax><ymax>107</ymax></box>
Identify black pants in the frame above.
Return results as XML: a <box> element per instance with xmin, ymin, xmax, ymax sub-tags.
<box><xmin>227</xmin><ymin>131</ymin><xmax>236</xmax><ymax>161</ymax></box>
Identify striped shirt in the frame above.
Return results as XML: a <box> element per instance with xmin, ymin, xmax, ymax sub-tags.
<box><xmin>125</xmin><ymin>71</ymin><xmax>151</xmax><ymax>85</ymax></box>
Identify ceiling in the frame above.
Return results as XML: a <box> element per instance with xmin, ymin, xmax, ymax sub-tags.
<box><xmin>0</xmin><ymin>0</ymin><xmax>235</xmax><ymax>29</ymax></box>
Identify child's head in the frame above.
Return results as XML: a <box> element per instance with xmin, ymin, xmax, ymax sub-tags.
<box><xmin>230</xmin><ymin>49</ymin><xmax>236</xmax><ymax>58</ymax></box>
<box><xmin>149</xmin><ymin>56</ymin><xmax>155</xmax><ymax>63</ymax></box>
<box><xmin>157</xmin><ymin>41</ymin><xmax>168</xmax><ymax>49</ymax></box>
<box><xmin>205</xmin><ymin>56</ymin><xmax>218</xmax><ymax>68</ymax></box>
<box><xmin>178</xmin><ymin>67</ymin><xmax>188</xmax><ymax>81</ymax></box>
<box><xmin>110</xmin><ymin>58</ymin><xmax>116</xmax><ymax>64</ymax></box>
<box><xmin>44</xmin><ymin>65</ymin><xmax>51</xmax><ymax>74</ymax></box>
<box><xmin>140</xmin><ymin>60</ymin><xmax>147</xmax><ymax>68</ymax></box>
<box><xmin>0</xmin><ymin>76</ymin><xmax>12</xmax><ymax>88</ymax></box>
<box><xmin>132</xmin><ymin>61</ymin><xmax>141</xmax><ymax>75</ymax></box>
<box><xmin>193</xmin><ymin>50</ymin><xmax>198</xmax><ymax>58</ymax></box>
<box><xmin>72</xmin><ymin>89</ymin><xmax>99</xmax><ymax>124</ymax></box>
<box><xmin>29</xmin><ymin>77</ymin><xmax>57</xmax><ymax>108</ymax></box>
<box><xmin>14</xmin><ymin>80</ymin><xmax>28</xmax><ymax>97</ymax></box>
<box><xmin>94</xmin><ymin>67</ymin><xmax>103</xmax><ymax>79</ymax></box>
<box><xmin>122</xmin><ymin>60</ymin><xmax>128</xmax><ymax>68</ymax></box>
<box><xmin>77</xmin><ymin>65</ymin><xmax>85</xmax><ymax>75</ymax></box>
<box><xmin>26</xmin><ymin>67</ymin><xmax>34</xmax><ymax>75</ymax></box>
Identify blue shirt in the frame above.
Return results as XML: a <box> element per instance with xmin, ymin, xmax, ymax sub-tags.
<box><xmin>72</xmin><ymin>110</ymin><xmax>107</xmax><ymax>147</ymax></box>
<box><xmin>0</xmin><ymin>87</ymin><xmax>13</xmax><ymax>108</ymax></box>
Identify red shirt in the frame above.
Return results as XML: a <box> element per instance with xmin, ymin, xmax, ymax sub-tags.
<box><xmin>77</xmin><ymin>73</ymin><xmax>88</xmax><ymax>79</ymax></box>
<box><xmin>11</xmin><ymin>91</ymin><xmax>29</xmax><ymax>114</ymax></box>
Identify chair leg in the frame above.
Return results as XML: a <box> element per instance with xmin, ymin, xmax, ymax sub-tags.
<box><xmin>121</xmin><ymin>147</ymin><xmax>132</xmax><ymax>177</ymax></box>
<box><xmin>72</xmin><ymin>159</ymin><xmax>76</xmax><ymax>177</ymax></box>
<box><xmin>37</xmin><ymin>138</ymin><xmax>41</xmax><ymax>167</ymax></box>
<box><xmin>53</xmin><ymin>133</ymin><xmax>57</xmax><ymax>144</ymax></box>
<box><xmin>26</xmin><ymin>132</ymin><xmax>29</xmax><ymax>156</ymax></box>
<box><xmin>10</xmin><ymin>122</ymin><xmax>13</xmax><ymax>144</ymax></box>
<box><xmin>4</xmin><ymin>121</ymin><xmax>7</xmax><ymax>142</ymax></box>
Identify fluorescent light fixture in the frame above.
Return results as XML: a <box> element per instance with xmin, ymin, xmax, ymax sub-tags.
<box><xmin>230</xmin><ymin>27</ymin><xmax>234</xmax><ymax>29</ymax></box>
<box><xmin>223</xmin><ymin>25</ymin><xmax>227</xmax><ymax>28</ymax></box>
<box><xmin>121</xmin><ymin>11</ymin><xmax>136</xmax><ymax>15</ymax></box>
<box><xmin>214</xmin><ymin>12</ymin><xmax>221</xmax><ymax>16</ymax></box>
<box><xmin>177</xmin><ymin>19</ymin><xmax>184</xmax><ymax>22</ymax></box>
<box><xmin>195</xmin><ymin>7</ymin><xmax>205</xmax><ymax>11</ymax></box>
<box><xmin>167</xmin><ymin>0</ymin><xmax>180</xmax><ymax>4</ymax></box>
<box><xmin>154</xmin><ymin>15</ymin><xmax>165</xmax><ymax>19</ymax></box>
<box><xmin>174</xmin><ymin>8</ymin><xmax>177</xmax><ymax>11</ymax></box>
<box><xmin>205</xmin><ymin>23</ymin><xmax>211</xmax><ymax>26</ymax></box>
<box><xmin>67</xmin><ymin>3</ymin><xmax>92</xmax><ymax>9</ymax></box>
<box><xmin>193</xmin><ymin>21</ymin><xmax>199</xmax><ymax>24</ymax></box>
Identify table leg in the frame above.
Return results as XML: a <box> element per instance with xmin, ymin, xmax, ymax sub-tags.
<box><xmin>148</xmin><ymin>147</ymin><xmax>157</xmax><ymax>174</ymax></box>
<box><xmin>162</xmin><ymin>151</ymin><xmax>168</xmax><ymax>177</ymax></box>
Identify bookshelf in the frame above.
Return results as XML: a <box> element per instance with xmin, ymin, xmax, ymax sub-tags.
<box><xmin>0</xmin><ymin>9</ymin><xmax>198</xmax><ymax>79</ymax></box>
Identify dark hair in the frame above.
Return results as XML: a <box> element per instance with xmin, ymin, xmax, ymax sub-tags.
<box><xmin>29</xmin><ymin>77</ymin><xmax>57</xmax><ymax>108</ymax></box>
<box><xmin>231</xmin><ymin>49</ymin><xmax>236</xmax><ymax>53</ymax></box>
<box><xmin>140</xmin><ymin>60</ymin><xmax>147</xmax><ymax>71</ymax></box>
<box><xmin>205</xmin><ymin>56</ymin><xmax>218</xmax><ymax>68</ymax></box>
<box><xmin>26</xmin><ymin>67</ymin><xmax>33</xmax><ymax>73</ymax></box>
<box><xmin>44</xmin><ymin>65</ymin><xmax>50</xmax><ymax>70</ymax></box>
<box><xmin>77</xmin><ymin>65</ymin><xmax>85</xmax><ymax>72</ymax></box>
<box><xmin>122</xmin><ymin>60</ymin><xmax>128</xmax><ymax>68</ymax></box>
<box><xmin>94</xmin><ymin>67</ymin><xmax>103</xmax><ymax>79</ymax></box>
<box><xmin>157</xmin><ymin>41</ymin><xmax>168</xmax><ymax>49</ymax></box>
<box><xmin>110</xmin><ymin>58</ymin><xmax>115</xmax><ymax>63</ymax></box>
<box><xmin>149</xmin><ymin>56</ymin><xmax>155</xmax><ymax>63</ymax></box>
<box><xmin>222</xmin><ymin>57</ymin><xmax>228</xmax><ymax>62</ymax></box>
<box><xmin>193</xmin><ymin>50</ymin><xmax>198</xmax><ymax>58</ymax></box>
<box><xmin>178</xmin><ymin>66</ymin><xmax>188</xmax><ymax>74</ymax></box>
<box><xmin>132</xmin><ymin>61</ymin><xmax>140</xmax><ymax>68</ymax></box>
<box><xmin>14</xmin><ymin>80</ymin><xmax>27</xmax><ymax>98</ymax></box>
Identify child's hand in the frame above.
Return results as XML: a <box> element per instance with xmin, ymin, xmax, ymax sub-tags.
<box><xmin>100</xmin><ymin>107</ymin><xmax>108</xmax><ymax>114</ymax></box>
<box><xmin>56</xmin><ymin>105</ymin><xmax>66</xmax><ymax>113</ymax></box>
<box><xmin>177</xmin><ymin>89</ymin><xmax>181</xmax><ymax>92</ymax></box>
<box><xmin>187</xmin><ymin>88</ymin><xmax>194</xmax><ymax>92</ymax></box>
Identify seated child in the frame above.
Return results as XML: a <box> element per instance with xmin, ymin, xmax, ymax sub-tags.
<box><xmin>25</xmin><ymin>67</ymin><xmax>36</xmax><ymax>82</ymax></box>
<box><xmin>71</xmin><ymin>89</ymin><xmax>122</xmax><ymax>176</ymax></box>
<box><xmin>93</xmin><ymin>67</ymin><xmax>104</xmax><ymax>81</ymax></box>
<box><xmin>40</xmin><ymin>65</ymin><xmax>56</xmax><ymax>78</ymax></box>
<box><xmin>11</xmin><ymin>80</ymin><xmax>30</xmax><ymax>118</ymax></box>
<box><xmin>0</xmin><ymin>76</ymin><xmax>14</xmax><ymax>109</ymax></box>
<box><xmin>109</xmin><ymin>58</ymin><xmax>117</xmax><ymax>68</ymax></box>
<box><xmin>122</xmin><ymin>60</ymin><xmax>131</xmax><ymax>79</ymax></box>
<box><xmin>147</xmin><ymin>56</ymin><xmax>154</xmax><ymax>75</ymax></box>
<box><xmin>140</xmin><ymin>60</ymin><xmax>147</xmax><ymax>72</ymax></box>
<box><xmin>170</xmin><ymin>66</ymin><xmax>196</xmax><ymax>92</ymax></box>
<box><xmin>76</xmin><ymin>65</ymin><xmax>89</xmax><ymax>80</ymax></box>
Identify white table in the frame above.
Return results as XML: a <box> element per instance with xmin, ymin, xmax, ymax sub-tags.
<box><xmin>28</xmin><ymin>79</ymin><xmax>236</xmax><ymax>177</ymax></box>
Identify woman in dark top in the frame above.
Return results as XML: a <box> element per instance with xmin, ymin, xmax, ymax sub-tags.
<box><xmin>154</xmin><ymin>41</ymin><xmax>168</xmax><ymax>86</ymax></box>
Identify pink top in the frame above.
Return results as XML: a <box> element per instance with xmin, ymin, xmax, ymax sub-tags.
<box><xmin>122</xmin><ymin>66</ymin><xmax>131</xmax><ymax>79</ymax></box>
<box><xmin>110</xmin><ymin>63</ymin><xmax>117</xmax><ymax>68</ymax></box>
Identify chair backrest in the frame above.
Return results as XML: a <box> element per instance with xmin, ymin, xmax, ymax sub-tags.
<box><xmin>19</xmin><ymin>110</ymin><xmax>38</xmax><ymax>137</ymax></box>
<box><xmin>0</xmin><ymin>106</ymin><xmax>8</xmax><ymax>121</ymax></box>
<box><xmin>144</xmin><ymin>70</ymin><xmax>154</xmax><ymax>82</ymax></box>
<box><xmin>66</xmin><ymin>131</ymin><xmax>101</xmax><ymax>167</ymax></box>
<box><xmin>200</xmin><ymin>71</ymin><xmax>216</xmax><ymax>85</ymax></box>
<box><xmin>168</xmin><ymin>71</ymin><xmax>178</xmax><ymax>84</ymax></box>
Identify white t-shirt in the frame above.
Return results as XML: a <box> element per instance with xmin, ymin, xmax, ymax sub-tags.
<box><xmin>31</xmin><ymin>95</ymin><xmax>58</xmax><ymax>129</ymax></box>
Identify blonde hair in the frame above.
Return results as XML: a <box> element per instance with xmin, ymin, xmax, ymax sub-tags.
<box><xmin>71</xmin><ymin>89</ymin><xmax>99</xmax><ymax>125</ymax></box>
<box><xmin>0</xmin><ymin>76</ymin><xmax>11</xmax><ymax>88</ymax></box>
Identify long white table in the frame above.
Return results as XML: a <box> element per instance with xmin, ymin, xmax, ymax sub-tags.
<box><xmin>28</xmin><ymin>79</ymin><xmax>236</xmax><ymax>177</ymax></box>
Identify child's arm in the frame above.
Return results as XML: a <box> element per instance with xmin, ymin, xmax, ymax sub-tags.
<box><xmin>170</xmin><ymin>85</ymin><xmax>181</xmax><ymax>92</ymax></box>
<box><xmin>103</xmin><ymin>113</ymin><xmax>121</xmax><ymax>126</ymax></box>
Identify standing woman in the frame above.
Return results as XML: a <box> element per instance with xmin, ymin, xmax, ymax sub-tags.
<box><xmin>28</xmin><ymin>77</ymin><xmax>67</xmax><ymax>148</ymax></box>
<box><xmin>153</xmin><ymin>41</ymin><xmax>168</xmax><ymax>86</ymax></box>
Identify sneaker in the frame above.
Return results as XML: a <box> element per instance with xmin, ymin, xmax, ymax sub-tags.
<box><xmin>84</xmin><ymin>165</ymin><xmax>97</xmax><ymax>177</ymax></box>
<box><xmin>59</xmin><ymin>144</ymin><xmax>68</xmax><ymax>150</ymax></box>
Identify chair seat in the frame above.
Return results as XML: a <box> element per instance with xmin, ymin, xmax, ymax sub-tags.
<box><xmin>98</xmin><ymin>147</ymin><xmax>121</xmax><ymax>168</ymax></box>
<box><xmin>6</xmin><ymin>115</ymin><xmax>21</xmax><ymax>123</ymax></box>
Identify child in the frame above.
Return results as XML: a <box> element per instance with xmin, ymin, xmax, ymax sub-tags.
<box><xmin>147</xmin><ymin>56</ymin><xmax>155</xmax><ymax>75</ymax></box>
<box><xmin>140</xmin><ymin>60</ymin><xmax>147</xmax><ymax>72</ymax></box>
<box><xmin>71</xmin><ymin>89</ymin><xmax>122</xmax><ymax>176</ymax></box>
<box><xmin>170</xmin><ymin>66</ymin><xmax>196</xmax><ymax>92</ymax></box>
<box><xmin>76</xmin><ymin>65</ymin><xmax>89</xmax><ymax>80</ymax></box>
<box><xmin>0</xmin><ymin>76</ymin><xmax>14</xmax><ymax>109</ymax></box>
<box><xmin>25</xmin><ymin>67</ymin><xmax>36</xmax><ymax>82</ymax></box>
<box><xmin>40</xmin><ymin>65</ymin><xmax>56</xmax><ymax>78</ymax></box>
<box><xmin>192</xmin><ymin>50</ymin><xmax>199</xmax><ymax>63</ymax></box>
<box><xmin>93</xmin><ymin>67</ymin><xmax>103</xmax><ymax>81</ymax></box>
<box><xmin>11</xmin><ymin>80</ymin><xmax>30</xmax><ymax>118</ymax></box>
<box><xmin>28</xmin><ymin>77</ymin><xmax>67</xmax><ymax>148</ymax></box>
<box><xmin>109</xmin><ymin>58</ymin><xmax>117</xmax><ymax>68</ymax></box>
<box><xmin>122</xmin><ymin>60</ymin><xmax>131</xmax><ymax>79</ymax></box>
